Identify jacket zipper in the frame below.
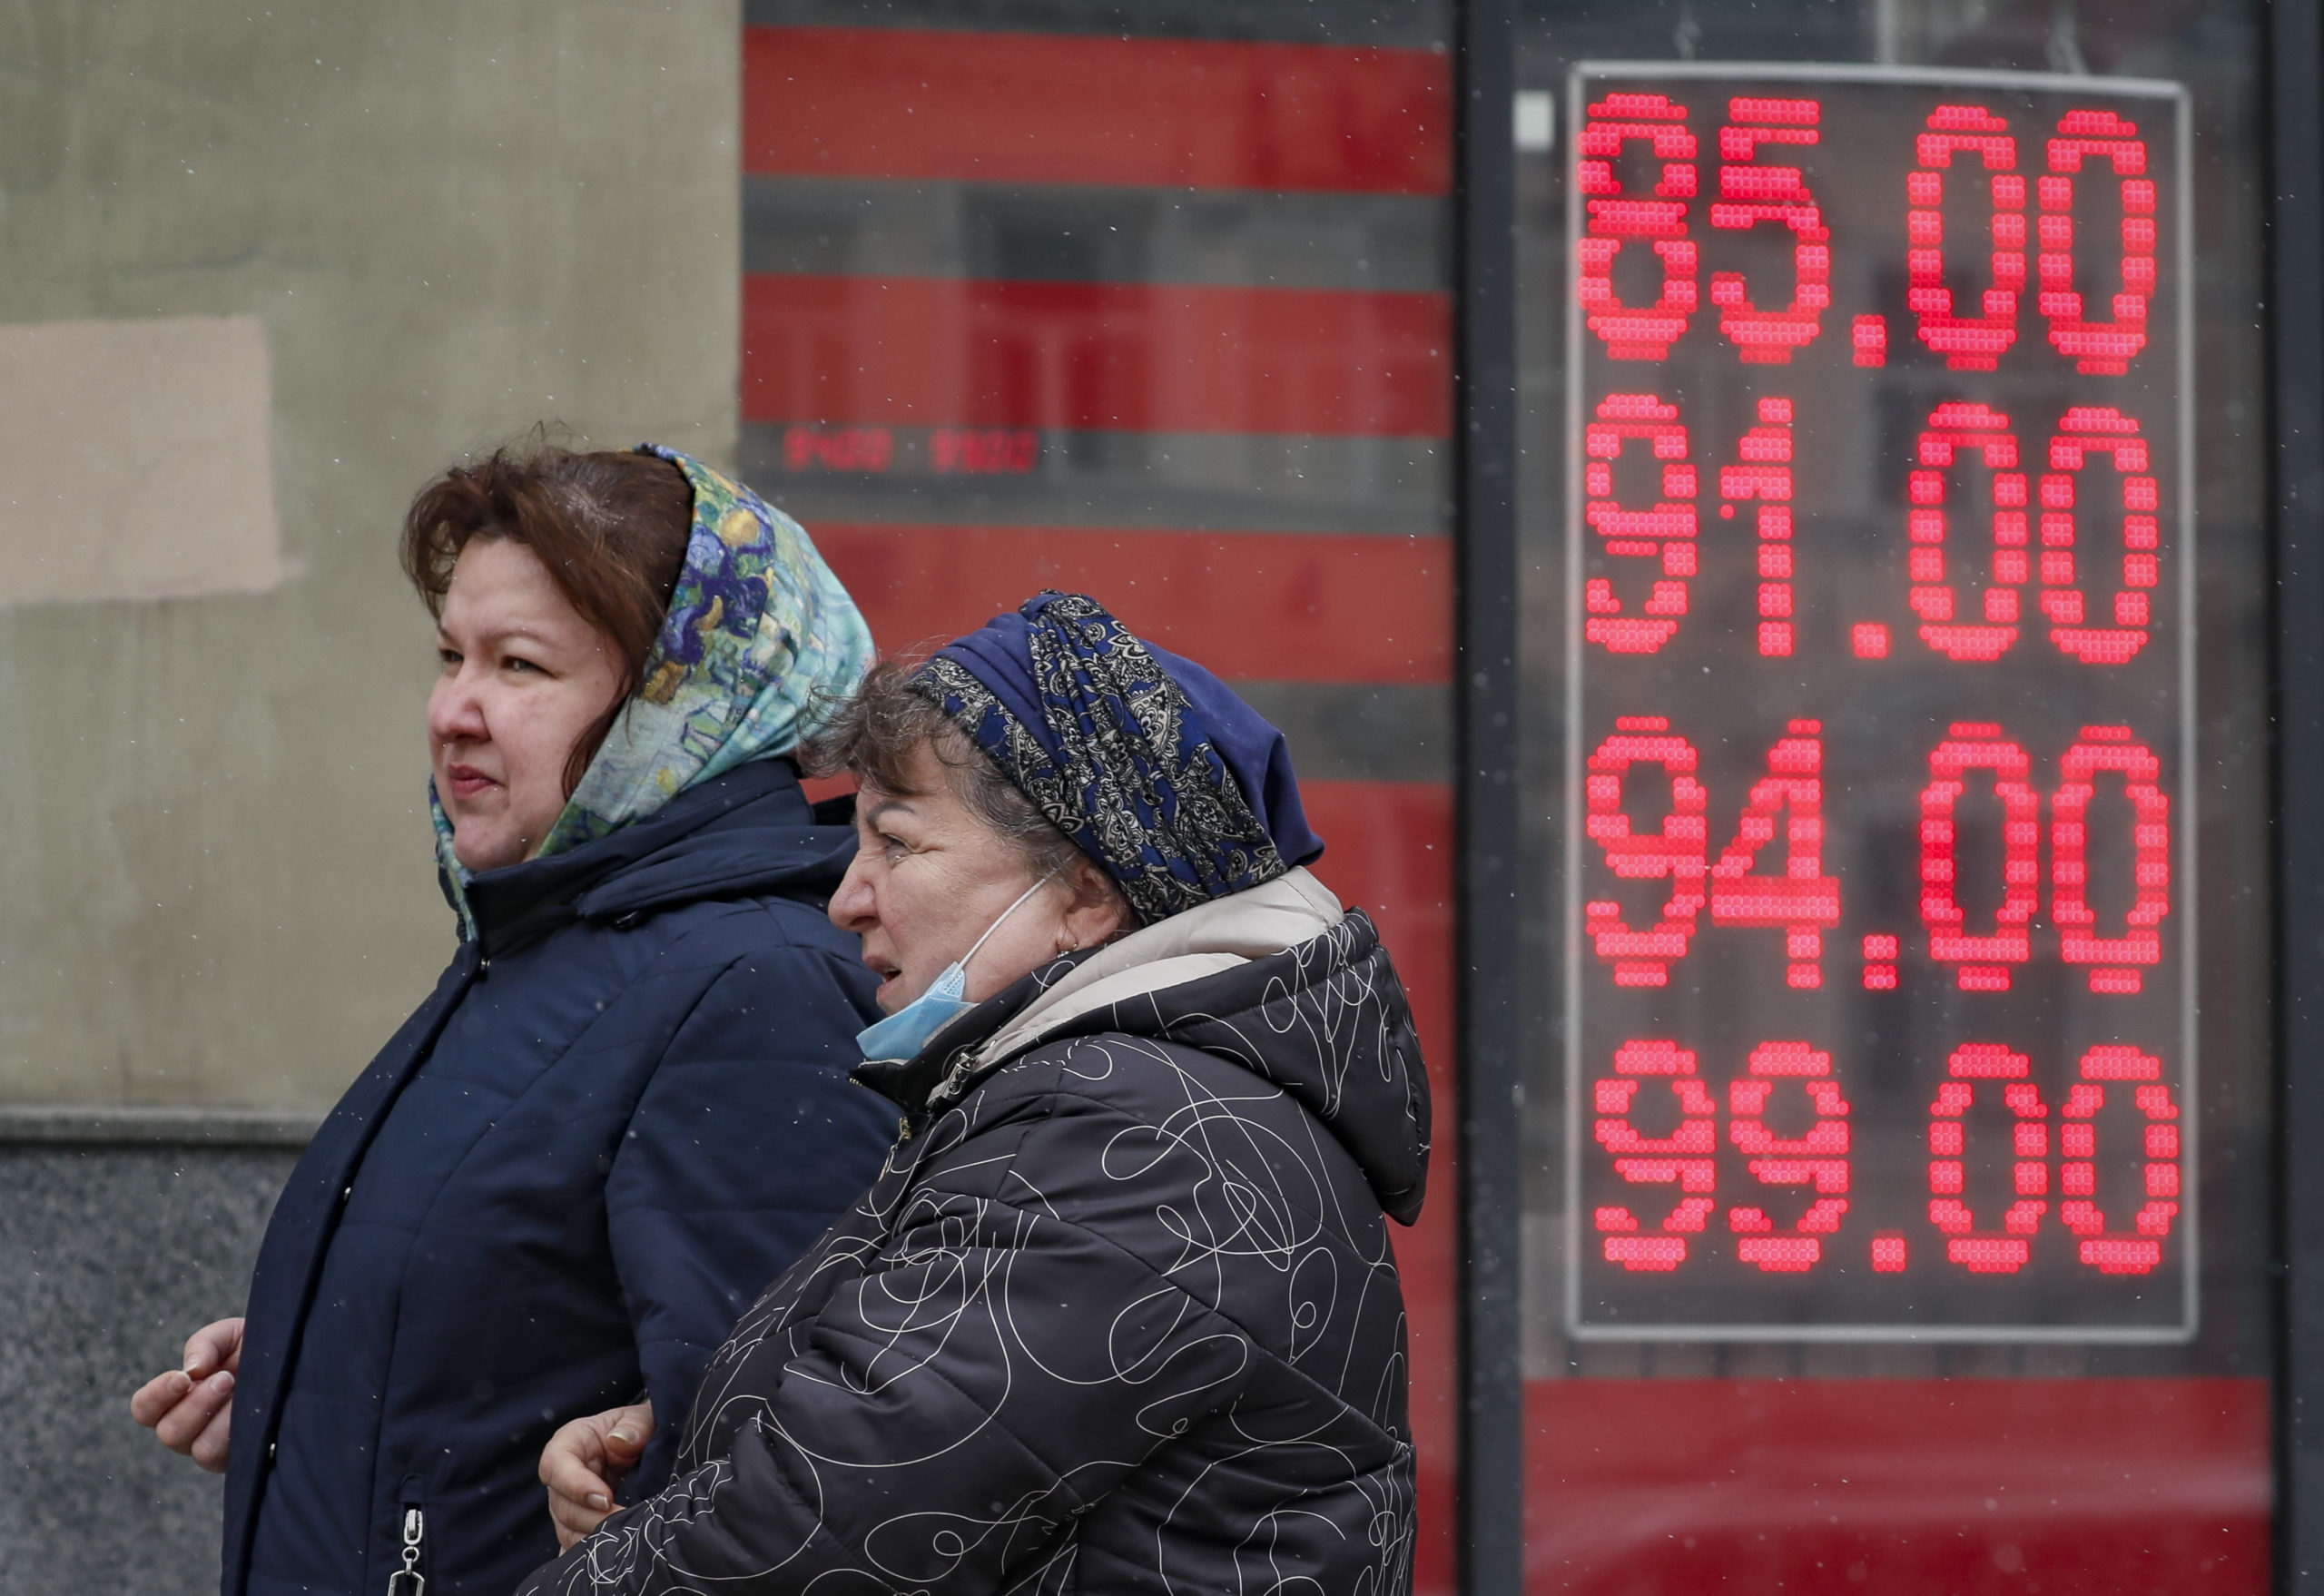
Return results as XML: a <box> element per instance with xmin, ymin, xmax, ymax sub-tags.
<box><xmin>387</xmin><ymin>1505</ymin><xmax>426</xmax><ymax>1596</ymax></box>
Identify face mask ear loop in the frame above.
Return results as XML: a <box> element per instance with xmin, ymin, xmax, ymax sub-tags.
<box><xmin>958</xmin><ymin>865</ymin><xmax>1064</xmax><ymax>980</ymax></box>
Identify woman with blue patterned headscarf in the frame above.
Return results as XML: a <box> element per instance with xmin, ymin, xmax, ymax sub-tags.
<box><xmin>527</xmin><ymin>591</ymin><xmax>1430</xmax><ymax>1596</ymax></box>
<box><xmin>131</xmin><ymin>441</ymin><xmax>900</xmax><ymax>1596</ymax></box>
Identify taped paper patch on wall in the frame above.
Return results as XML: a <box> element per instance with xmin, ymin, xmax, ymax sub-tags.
<box><xmin>0</xmin><ymin>314</ymin><xmax>288</xmax><ymax>607</ymax></box>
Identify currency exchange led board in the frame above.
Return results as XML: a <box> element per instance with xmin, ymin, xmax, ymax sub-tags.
<box><xmin>1561</xmin><ymin>67</ymin><xmax>2192</xmax><ymax>1339</ymax></box>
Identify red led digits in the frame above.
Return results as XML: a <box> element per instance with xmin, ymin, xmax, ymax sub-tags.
<box><xmin>1909</xmin><ymin>402</ymin><xmax>2024</xmax><ymax>661</ymax></box>
<box><xmin>2059</xmin><ymin>1047</ymin><xmax>2180</xmax><ymax>1275</ymax></box>
<box><xmin>1909</xmin><ymin>105</ymin><xmax>2024</xmax><ymax>369</ymax></box>
<box><xmin>1720</xmin><ymin>398</ymin><xmax>1797</xmax><ymax>655</ymax></box>
<box><xmin>2042</xmin><ymin>111</ymin><xmax>2154</xmax><ymax>373</ymax></box>
<box><xmin>1581</xmin><ymin>1036</ymin><xmax>2185</xmax><ymax>1283</ymax></box>
<box><xmin>1578</xmin><ymin>94</ymin><xmax>1698</xmax><ymax>360</ymax></box>
<box><xmin>1587</xmin><ymin>719</ymin><xmax>1842</xmax><ymax>985</ymax></box>
<box><xmin>1568</xmin><ymin>83</ymin><xmax>2188</xmax><ymax>1322</ymax></box>
<box><xmin>2053</xmin><ymin>727</ymin><xmax>2170</xmax><ymax>993</ymax></box>
<box><xmin>2042</xmin><ymin>407</ymin><xmax>2159</xmax><ymax>664</ymax></box>
<box><xmin>1585</xmin><ymin>393</ymin><xmax>1697</xmax><ymax>653</ymax></box>
<box><xmin>1584</xmin><ymin>719</ymin><xmax>1708</xmax><ymax>986</ymax></box>
<box><xmin>783</xmin><ymin>424</ymin><xmax>896</xmax><ymax>472</ymax></box>
<box><xmin>1593</xmin><ymin>1039</ymin><xmax>1853</xmax><ymax>1274</ymax></box>
<box><xmin>1927</xmin><ymin>1044</ymin><xmax>2049</xmax><ymax>1274</ymax></box>
<box><xmin>1852</xmin><ymin>313</ymin><xmax>1887</xmax><ymax>367</ymax></box>
<box><xmin>930</xmin><ymin>427</ymin><xmax>1039</xmax><ymax>474</ymax></box>
<box><xmin>1727</xmin><ymin>1041</ymin><xmax>1850</xmax><ymax>1271</ymax></box>
<box><xmin>1921</xmin><ymin>724</ymin><xmax>2040</xmax><ymax>990</ymax></box>
<box><xmin>1595</xmin><ymin>1040</ymin><xmax>1718</xmax><ymax>1271</ymax></box>
<box><xmin>1903</xmin><ymin>722</ymin><xmax>2172</xmax><ymax>988</ymax></box>
<box><xmin>1707</xmin><ymin>718</ymin><xmax>1840</xmax><ymax>986</ymax></box>
<box><xmin>1711</xmin><ymin>98</ymin><xmax>1828</xmax><ymax>362</ymax></box>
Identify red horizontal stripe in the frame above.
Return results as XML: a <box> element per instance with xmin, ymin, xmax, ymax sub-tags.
<box><xmin>1528</xmin><ymin>1378</ymin><xmax>2268</xmax><ymax>1593</ymax></box>
<box><xmin>743</xmin><ymin>274</ymin><xmax>1451</xmax><ymax>438</ymax></box>
<box><xmin>810</xmin><ymin>523</ymin><xmax>1449</xmax><ymax>684</ymax></box>
<box><xmin>1301</xmin><ymin>778</ymin><xmax>1456</xmax><ymax>1596</ymax></box>
<box><xmin>743</xmin><ymin>26</ymin><xmax>1450</xmax><ymax>194</ymax></box>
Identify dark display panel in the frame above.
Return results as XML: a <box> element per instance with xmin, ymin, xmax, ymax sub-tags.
<box><xmin>1562</xmin><ymin>66</ymin><xmax>2192</xmax><ymax>1339</ymax></box>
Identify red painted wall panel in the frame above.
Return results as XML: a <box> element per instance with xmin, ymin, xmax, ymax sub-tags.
<box><xmin>743</xmin><ymin>274</ymin><xmax>1452</xmax><ymax>438</ymax></box>
<box><xmin>746</xmin><ymin>25</ymin><xmax>1459</xmax><ymax>1589</ymax></box>
<box><xmin>1525</xmin><ymin>1378</ymin><xmax>2270</xmax><ymax>1593</ymax></box>
<box><xmin>1302</xmin><ymin>780</ymin><xmax>1457</xmax><ymax>1596</ymax></box>
<box><xmin>743</xmin><ymin>26</ymin><xmax>1451</xmax><ymax>194</ymax></box>
<box><xmin>810</xmin><ymin>522</ymin><xmax>1451</xmax><ymax>682</ymax></box>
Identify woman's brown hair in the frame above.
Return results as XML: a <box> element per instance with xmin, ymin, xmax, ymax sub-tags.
<box><xmin>401</xmin><ymin>441</ymin><xmax>694</xmax><ymax>795</ymax></box>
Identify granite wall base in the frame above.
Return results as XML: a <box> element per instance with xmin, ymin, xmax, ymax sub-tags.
<box><xmin>0</xmin><ymin>1123</ymin><xmax>305</xmax><ymax>1595</ymax></box>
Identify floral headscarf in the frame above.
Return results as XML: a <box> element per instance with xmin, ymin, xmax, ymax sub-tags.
<box><xmin>431</xmin><ymin>445</ymin><xmax>872</xmax><ymax>920</ymax></box>
<box><xmin>913</xmin><ymin>591</ymin><xmax>1323</xmax><ymax>926</ymax></box>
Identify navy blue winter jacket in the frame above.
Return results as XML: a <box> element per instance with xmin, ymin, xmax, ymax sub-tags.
<box><xmin>516</xmin><ymin>873</ymin><xmax>1426</xmax><ymax>1596</ymax></box>
<box><xmin>222</xmin><ymin>759</ymin><xmax>894</xmax><ymax>1596</ymax></box>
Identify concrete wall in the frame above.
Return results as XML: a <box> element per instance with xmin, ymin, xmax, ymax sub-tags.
<box><xmin>0</xmin><ymin>5</ymin><xmax>738</xmax><ymax>1586</ymax></box>
<box><xmin>0</xmin><ymin>0</ymin><xmax>742</xmax><ymax>1110</ymax></box>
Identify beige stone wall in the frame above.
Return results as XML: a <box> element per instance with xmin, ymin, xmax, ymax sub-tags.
<box><xmin>0</xmin><ymin>2</ymin><xmax>740</xmax><ymax>1108</ymax></box>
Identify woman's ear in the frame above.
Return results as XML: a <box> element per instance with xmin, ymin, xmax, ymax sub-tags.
<box><xmin>1058</xmin><ymin>855</ymin><xmax>1131</xmax><ymax>951</ymax></box>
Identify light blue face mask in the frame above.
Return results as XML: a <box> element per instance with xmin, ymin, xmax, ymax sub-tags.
<box><xmin>855</xmin><ymin>871</ymin><xmax>1061</xmax><ymax>1064</ymax></box>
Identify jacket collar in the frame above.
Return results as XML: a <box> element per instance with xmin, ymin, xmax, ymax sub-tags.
<box><xmin>960</xmin><ymin>869</ymin><xmax>1343</xmax><ymax>1073</ymax></box>
<box><xmin>447</xmin><ymin>758</ymin><xmax>852</xmax><ymax>958</ymax></box>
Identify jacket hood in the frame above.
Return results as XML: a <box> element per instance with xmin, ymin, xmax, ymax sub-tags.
<box><xmin>448</xmin><ymin>758</ymin><xmax>855</xmax><ymax>956</ymax></box>
<box><xmin>856</xmin><ymin>869</ymin><xmax>1431</xmax><ymax>1224</ymax></box>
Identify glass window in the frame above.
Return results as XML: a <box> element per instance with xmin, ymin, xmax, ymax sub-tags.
<box><xmin>1516</xmin><ymin>2</ymin><xmax>2272</xmax><ymax>1587</ymax></box>
<box><xmin>739</xmin><ymin>4</ymin><xmax>1462</xmax><ymax>1587</ymax></box>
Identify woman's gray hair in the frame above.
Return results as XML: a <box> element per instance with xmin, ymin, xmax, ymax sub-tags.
<box><xmin>807</xmin><ymin>660</ymin><xmax>1136</xmax><ymax>922</ymax></box>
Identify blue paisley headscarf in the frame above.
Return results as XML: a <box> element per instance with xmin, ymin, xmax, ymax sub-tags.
<box><xmin>432</xmin><ymin>445</ymin><xmax>873</xmax><ymax>918</ymax></box>
<box><xmin>913</xmin><ymin>591</ymin><xmax>1324</xmax><ymax>926</ymax></box>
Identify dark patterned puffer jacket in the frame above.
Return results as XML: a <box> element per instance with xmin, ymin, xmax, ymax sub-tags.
<box><xmin>518</xmin><ymin>867</ymin><xmax>1430</xmax><ymax>1596</ymax></box>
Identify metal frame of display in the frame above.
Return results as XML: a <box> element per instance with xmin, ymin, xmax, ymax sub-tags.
<box><xmin>2271</xmin><ymin>1</ymin><xmax>2324</xmax><ymax>1588</ymax></box>
<box><xmin>1452</xmin><ymin>0</ymin><xmax>1526</xmax><ymax>1591</ymax></box>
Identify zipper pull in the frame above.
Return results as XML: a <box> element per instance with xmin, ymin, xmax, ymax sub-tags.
<box><xmin>386</xmin><ymin>1507</ymin><xmax>425</xmax><ymax>1596</ymax></box>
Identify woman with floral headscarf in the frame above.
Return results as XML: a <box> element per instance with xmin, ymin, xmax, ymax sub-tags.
<box><xmin>525</xmin><ymin>591</ymin><xmax>1431</xmax><ymax>1596</ymax></box>
<box><xmin>127</xmin><ymin>443</ymin><xmax>898</xmax><ymax>1596</ymax></box>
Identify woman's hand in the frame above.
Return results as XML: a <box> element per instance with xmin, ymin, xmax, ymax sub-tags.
<box><xmin>540</xmin><ymin>1401</ymin><xmax>655</xmax><ymax>1550</ymax></box>
<box><xmin>129</xmin><ymin>1317</ymin><xmax>244</xmax><ymax>1473</ymax></box>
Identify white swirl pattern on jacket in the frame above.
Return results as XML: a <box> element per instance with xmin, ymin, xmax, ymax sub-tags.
<box><xmin>523</xmin><ymin>874</ymin><xmax>1426</xmax><ymax>1596</ymax></box>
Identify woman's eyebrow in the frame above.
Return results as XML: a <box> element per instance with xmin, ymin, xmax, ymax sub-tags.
<box><xmin>441</xmin><ymin>621</ymin><xmax>562</xmax><ymax>651</ymax></box>
<box><xmin>862</xmin><ymin>797</ymin><xmax>917</xmax><ymax>827</ymax></box>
